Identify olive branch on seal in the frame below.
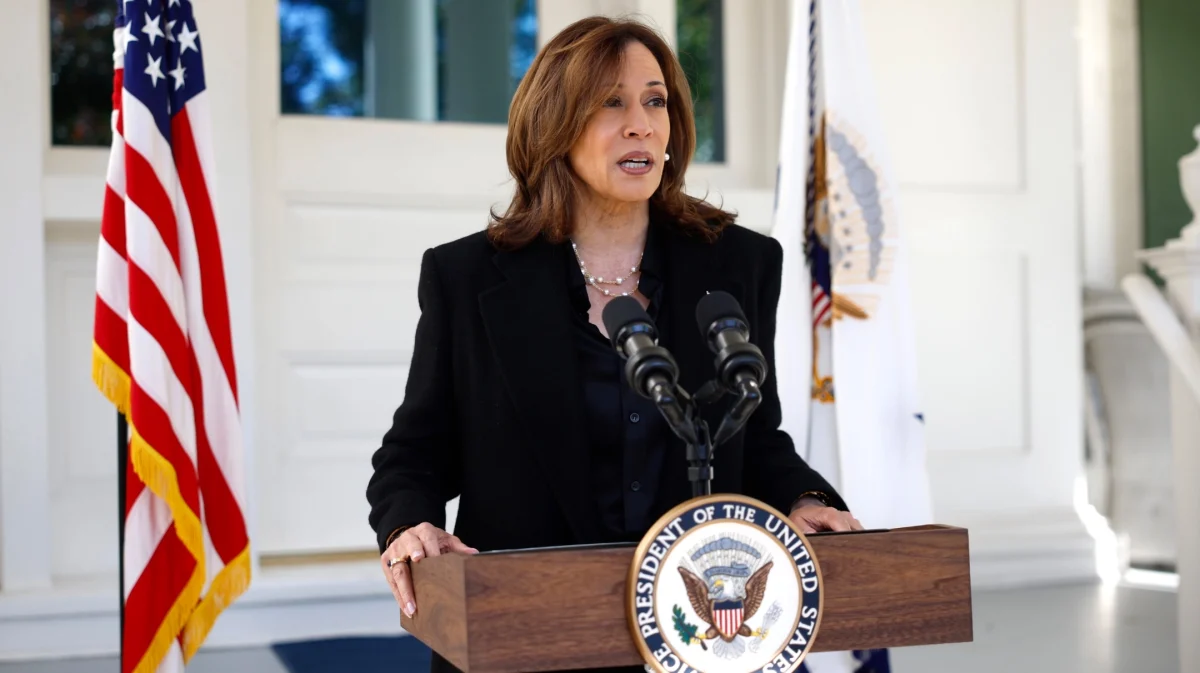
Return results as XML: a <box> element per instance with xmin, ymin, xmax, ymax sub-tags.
<box><xmin>671</xmin><ymin>605</ymin><xmax>708</xmax><ymax>650</ymax></box>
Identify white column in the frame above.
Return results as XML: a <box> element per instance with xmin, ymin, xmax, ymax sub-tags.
<box><xmin>365</xmin><ymin>0</ymin><xmax>437</xmax><ymax>121</ymax></box>
<box><xmin>633</xmin><ymin>0</ymin><xmax>677</xmax><ymax>47</ymax></box>
<box><xmin>1078</xmin><ymin>0</ymin><xmax>1143</xmax><ymax>290</ymax></box>
<box><xmin>441</xmin><ymin>0</ymin><xmax>516</xmax><ymax>123</ymax></box>
<box><xmin>1136</xmin><ymin>124</ymin><xmax>1200</xmax><ymax>673</ymax></box>
<box><xmin>0</xmin><ymin>0</ymin><xmax>52</xmax><ymax>591</ymax></box>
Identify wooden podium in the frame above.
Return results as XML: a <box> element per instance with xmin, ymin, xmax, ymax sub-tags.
<box><xmin>399</xmin><ymin>524</ymin><xmax>972</xmax><ymax>672</ymax></box>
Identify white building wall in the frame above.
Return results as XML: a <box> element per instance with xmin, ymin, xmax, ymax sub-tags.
<box><xmin>0</xmin><ymin>0</ymin><xmax>1107</xmax><ymax>661</ymax></box>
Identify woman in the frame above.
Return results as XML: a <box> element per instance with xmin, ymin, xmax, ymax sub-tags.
<box><xmin>366</xmin><ymin>15</ymin><xmax>861</xmax><ymax>671</ymax></box>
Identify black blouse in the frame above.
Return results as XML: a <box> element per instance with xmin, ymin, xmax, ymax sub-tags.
<box><xmin>563</xmin><ymin>229</ymin><xmax>673</xmax><ymax>542</ymax></box>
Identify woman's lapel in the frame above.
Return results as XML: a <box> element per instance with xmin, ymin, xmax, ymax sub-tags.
<box><xmin>479</xmin><ymin>237</ymin><xmax>601</xmax><ymax>542</ymax></box>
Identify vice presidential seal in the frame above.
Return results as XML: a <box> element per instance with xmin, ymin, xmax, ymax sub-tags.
<box><xmin>627</xmin><ymin>495</ymin><xmax>823</xmax><ymax>673</ymax></box>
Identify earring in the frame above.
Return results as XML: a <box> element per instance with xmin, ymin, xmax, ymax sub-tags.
<box><xmin>665</xmin><ymin>153</ymin><xmax>671</xmax><ymax>161</ymax></box>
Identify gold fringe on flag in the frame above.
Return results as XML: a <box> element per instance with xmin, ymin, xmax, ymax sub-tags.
<box><xmin>92</xmin><ymin>342</ymin><xmax>131</xmax><ymax>417</ymax></box>
<box><xmin>183</xmin><ymin>546</ymin><xmax>253</xmax><ymax>661</ymax></box>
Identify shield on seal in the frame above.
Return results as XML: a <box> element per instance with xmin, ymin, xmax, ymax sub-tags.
<box><xmin>712</xmin><ymin>599</ymin><xmax>745</xmax><ymax>639</ymax></box>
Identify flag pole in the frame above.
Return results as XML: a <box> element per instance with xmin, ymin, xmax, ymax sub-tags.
<box><xmin>117</xmin><ymin>410</ymin><xmax>127</xmax><ymax>663</ymax></box>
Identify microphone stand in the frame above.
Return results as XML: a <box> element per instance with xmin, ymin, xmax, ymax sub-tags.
<box><xmin>645</xmin><ymin>380</ymin><xmax>712</xmax><ymax>498</ymax></box>
<box><xmin>685</xmin><ymin>420</ymin><xmax>714</xmax><ymax>498</ymax></box>
<box><xmin>650</xmin><ymin>377</ymin><xmax>761</xmax><ymax>499</ymax></box>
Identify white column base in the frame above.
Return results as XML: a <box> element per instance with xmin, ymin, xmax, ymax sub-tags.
<box><xmin>960</xmin><ymin>507</ymin><xmax>1102</xmax><ymax>590</ymax></box>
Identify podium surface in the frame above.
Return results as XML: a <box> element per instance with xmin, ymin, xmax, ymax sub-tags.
<box><xmin>401</xmin><ymin>525</ymin><xmax>972</xmax><ymax>672</ymax></box>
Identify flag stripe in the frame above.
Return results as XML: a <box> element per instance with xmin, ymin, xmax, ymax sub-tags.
<box><xmin>120</xmin><ymin>91</ymin><xmax>178</xmax><ymax>213</ymax></box>
<box><xmin>106</xmin><ymin>133</ymin><xmax>127</xmax><ymax>197</ymax></box>
<box><xmin>102</xmin><ymin>183</ymin><xmax>128</xmax><ymax>250</ymax></box>
<box><xmin>173</xmin><ymin>108</ymin><xmax>238</xmax><ymax>403</ymax></box>
<box><xmin>125</xmin><ymin>451</ymin><xmax>147</xmax><ymax>515</ymax></box>
<box><xmin>121</xmin><ymin>523</ymin><xmax>200</xmax><ymax>673</ymax></box>
<box><xmin>97</xmin><ymin>218</ymin><xmax>129</xmax><ymax>311</ymax></box>
<box><xmin>94</xmin><ymin>299</ymin><xmax>131</xmax><ymax>379</ymax></box>
<box><xmin>123</xmin><ymin>486</ymin><xmax>169</xmax><ymax>600</ymax></box>
<box><xmin>128</xmin><ymin>314</ymin><xmax>197</xmax><ymax>459</ymax></box>
<box><xmin>172</xmin><ymin>159</ymin><xmax>245</xmax><ymax>513</ymax></box>
<box><xmin>128</xmin><ymin>265</ymin><xmax>192</xmax><ymax>411</ymax></box>
<box><xmin>125</xmin><ymin>203</ymin><xmax>188</xmax><ymax>338</ymax></box>
<box><xmin>193</xmin><ymin>391</ymin><xmax>247</xmax><ymax>561</ymax></box>
<box><xmin>124</xmin><ymin>148</ymin><xmax>183</xmax><ymax>276</ymax></box>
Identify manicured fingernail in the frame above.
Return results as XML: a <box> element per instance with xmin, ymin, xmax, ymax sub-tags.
<box><xmin>411</xmin><ymin>550</ymin><xmax>423</xmax><ymax>561</ymax></box>
<box><xmin>405</xmin><ymin>601</ymin><xmax>415</xmax><ymax>617</ymax></box>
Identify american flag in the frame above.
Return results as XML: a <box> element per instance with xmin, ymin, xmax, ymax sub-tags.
<box><xmin>92</xmin><ymin>2</ymin><xmax>250</xmax><ymax>672</ymax></box>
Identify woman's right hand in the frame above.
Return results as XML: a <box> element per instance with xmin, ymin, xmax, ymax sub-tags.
<box><xmin>381</xmin><ymin>522</ymin><xmax>478</xmax><ymax>617</ymax></box>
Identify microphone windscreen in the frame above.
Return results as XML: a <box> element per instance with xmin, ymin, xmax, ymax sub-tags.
<box><xmin>601</xmin><ymin>296</ymin><xmax>651</xmax><ymax>346</ymax></box>
<box><xmin>695</xmin><ymin>291</ymin><xmax>746</xmax><ymax>335</ymax></box>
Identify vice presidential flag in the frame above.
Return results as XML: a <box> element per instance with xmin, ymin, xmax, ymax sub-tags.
<box><xmin>773</xmin><ymin>1</ymin><xmax>933</xmax><ymax>670</ymax></box>
<box><xmin>92</xmin><ymin>2</ymin><xmax>250</xmax><ymax>671</ymax></box>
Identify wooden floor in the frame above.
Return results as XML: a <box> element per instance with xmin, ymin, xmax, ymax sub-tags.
<box><xmin>0</xmin><ymin>580</ymin><xmax>1178</xmax><ymax>673</ymax></box>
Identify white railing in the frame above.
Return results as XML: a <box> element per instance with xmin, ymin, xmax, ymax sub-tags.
<box><xmin>1120</xmin><ymin>274</ymin><xmax>1200</xmax><ymax>404</ymax></box>
<box><xmin>1125</xmin><ymin>122</ymin><xmax>1200</xmax><ymax>673</ymax></box>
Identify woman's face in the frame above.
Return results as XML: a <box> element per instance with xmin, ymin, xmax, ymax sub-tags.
<box><xmin>568</xmin><ymin>41</ymin><xmax>670</xmax><ymax>209</ymax></box>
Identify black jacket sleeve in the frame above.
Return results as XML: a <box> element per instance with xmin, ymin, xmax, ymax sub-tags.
<box><xmin>741</xmin><ymin>237</ymin><xmax>849</xmax><ymax>514</ymax></box>
<box><xmin>366</xmin><ymin>248</ymin><xmax>463</xmax><ymax>552</ymax></box>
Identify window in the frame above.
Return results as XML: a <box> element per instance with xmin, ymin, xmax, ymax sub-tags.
<box><xmin>50</xmin><ymin>0</ymin><xmax>116</xmax><ymax>147</ymax></box>
<box><xmin>279</xmin><ymin>0</ymin><xmax>537</xmax><ymax>124</ymax></box>
<box><xmin>676</xmin><ymin>0</ymin><xmax>725</xmax><ymax>163</ymax></box>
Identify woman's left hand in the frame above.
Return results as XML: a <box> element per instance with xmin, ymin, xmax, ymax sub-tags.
<box><xmin>788</xmin><ymin>505</ymin><xmax>864</xmax><ymax>534</ymax></box>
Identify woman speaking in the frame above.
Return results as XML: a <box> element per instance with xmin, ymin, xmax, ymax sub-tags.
<box><xmin>366</xmin><ymin>15</ymin><xmax>861</xmax><ymax>670</ymax></box>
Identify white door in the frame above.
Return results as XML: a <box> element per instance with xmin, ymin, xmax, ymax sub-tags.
<box><xmin>859</xmin><ymin>0</ymin><xmax>1092</xmax><ymax>582</ymax></box>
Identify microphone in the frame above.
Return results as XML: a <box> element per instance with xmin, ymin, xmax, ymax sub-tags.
<box><xmin>602</xmin><ymin>297</ymin><xmax>697</xmax><ymax>444</ymax></box>
<box><xmin>695</xmin><ymin>291</ymin><xmax>768</xmax><ymax>390</ymax></box>
<box><xmin>695</xmin><ymin>291</ymin><xmax>767</xmax><ymax>446</ymax></box>
<box><xmin>601</xmin><ymin>296</ymin><xmax>679</xmax><ymax>400</ymax></box>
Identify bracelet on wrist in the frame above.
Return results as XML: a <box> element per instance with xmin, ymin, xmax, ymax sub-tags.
<box><xmin>791</xmin><ymin>490</ymin><xmax>834</xmax><ymax>511</ymax></box>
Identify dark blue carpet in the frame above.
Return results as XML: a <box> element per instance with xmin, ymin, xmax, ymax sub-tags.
<box><xmin>272</xmin><ymin>636</ymin><xmax>432</xmax><ymax>673</ymax></box>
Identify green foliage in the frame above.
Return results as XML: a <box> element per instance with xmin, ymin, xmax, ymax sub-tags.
<box><xmin>672</xmin><ymin>604</ymin><xmax>700</xmax><ymax>644</ymax></box>
<box><xmin>676</xmin><ymin>0</ymin><xmax>724</xmax><ymax>162</ymax></box>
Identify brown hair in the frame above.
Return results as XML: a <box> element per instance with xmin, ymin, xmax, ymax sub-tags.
<box><xmin>487</xmin><ymin>16</ymin><xmax>735</xmax><ymax>250</ymax></box>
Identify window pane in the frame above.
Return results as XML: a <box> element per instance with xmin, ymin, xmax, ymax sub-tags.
<box><xmin>280</xmin><ymin>0</ymin><xmax>537</xmax><ymax>124</ymax></box>
<box><xmin>50</xmin><ymin>0</ymin><xmax>116</xmax><ymax>147</ymax></box>
<box><xmin>676</xmin><ymin>0</ymin><xmax>725</xmax><ymax>163</ymax></box>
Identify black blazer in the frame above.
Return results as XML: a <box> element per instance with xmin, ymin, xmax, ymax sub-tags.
<box><xmin>367</xmin><ymin>213</ymin><xmax>845</xmax><ymax>556</ymax></box>
<box><xmin>366</xmin><ymin>215</ymin><xmax>845</xmax><ymax>672</ymax></box>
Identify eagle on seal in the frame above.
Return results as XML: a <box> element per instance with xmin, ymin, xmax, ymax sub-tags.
<box><xmin>677</xmin><ymin>560</ymin><xmax>773</xmax><ymax>643</ymax></box>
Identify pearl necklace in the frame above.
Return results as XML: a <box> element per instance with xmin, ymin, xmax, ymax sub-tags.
<box><xmin>570</xmin><ymin>240</ymin><xmax>643</xmax><ymax>297</ymax></box>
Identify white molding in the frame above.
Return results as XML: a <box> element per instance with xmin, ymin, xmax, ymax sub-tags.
<box><xmin>0</xmin><ymin>563</ymin><xmax>404</xmax><ymax>662</ymax></box>
<box><xmin>0</xmin><ymin>0</ymin><xmax>52</xmax><ymax>593</ymax></box>
<box><xmin>43</xmin><ymin>174</ymin><xmax>106</xmax><ymax>223</ymax></box>
<box><xmin>959</xmin><ymin>507</ymin><xmax>1101</xmax><ymax>590</ymax></box>
<box><xmin>42</xmin><ymin>147</ymin><xmax>108</xmax><ymax>223</ymax></box>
